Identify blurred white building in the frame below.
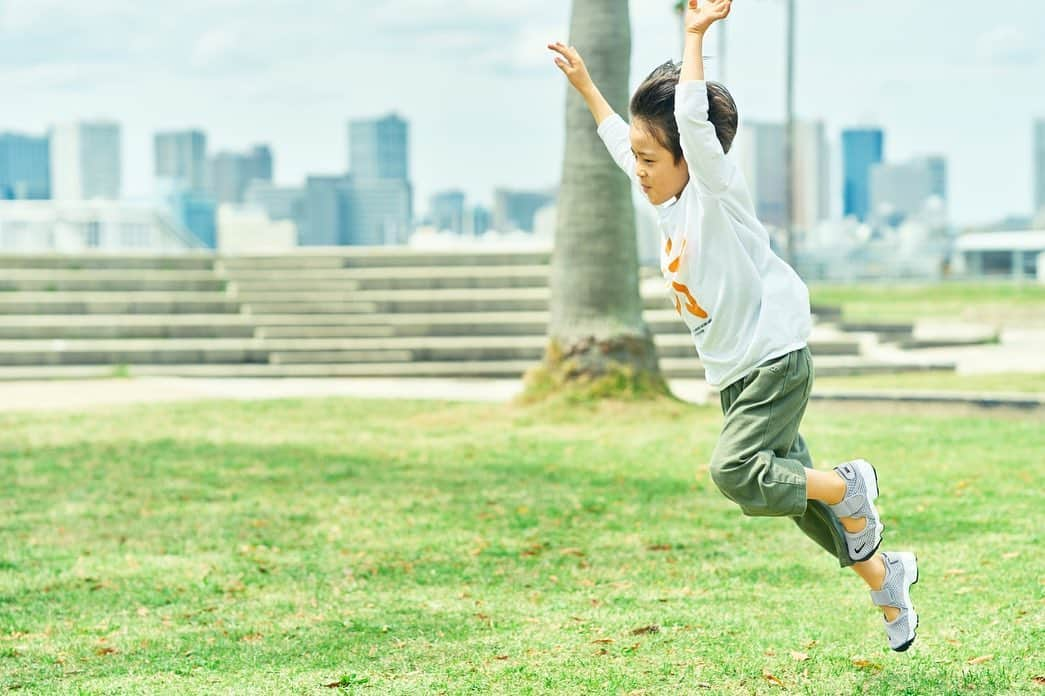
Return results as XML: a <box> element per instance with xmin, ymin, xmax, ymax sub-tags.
<box><xmin>217</xmin><ymin>205</ymin><xmax>297</xmax><ymax>253</ymax></box>
<box><xmin>50</xmin><ymin>121</ymin><xmax>122</xmax><ymax>201</ymax></box>
<box><xmin>955</xmin><ymin>230</ymin><xmax>1045</xmax><ymax>281</ymax></box>
<box><xmin>0</xmin><ymin>200</ymin><xmax>204</xmax><ymax>253</ymax></box>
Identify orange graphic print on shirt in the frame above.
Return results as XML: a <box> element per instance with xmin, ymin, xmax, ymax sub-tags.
<box><xmin>664</xmin><ymin>237</ymin><xmax>708</xmax><ymax>319</ymax></box>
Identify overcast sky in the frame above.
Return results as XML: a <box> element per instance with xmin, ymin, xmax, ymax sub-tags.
<box><xmin>1</xmin><ymin>0</ymin><xmax>1042</xmax><ymax>225</ymax></box>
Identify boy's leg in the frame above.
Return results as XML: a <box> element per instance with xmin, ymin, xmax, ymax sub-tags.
<box><xmin>787</xmin><ymin>433</ymin><xmax>853</xmax><ymax>567</ymax></box>
<box><xmin>711</xmin><ymin>347</ymin><xmax>851</xmax><ymax>567</ymax></box>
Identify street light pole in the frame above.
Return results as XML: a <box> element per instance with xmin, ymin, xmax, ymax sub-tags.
<box><xmin>785</xmin><ymin>0</ymin><xmax>796</xmax><ymax>268</ymax></box>
<box><xmin>674</xmin><ymin>1</ymin><xmax>685</xmax><ymax>56</ymax></box>
<box><xmin>719</xmin><ymin>19</ymin><xmax>727</xmax><ymax>83</ymax></box>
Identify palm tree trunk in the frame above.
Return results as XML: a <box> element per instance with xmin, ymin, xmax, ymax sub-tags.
<box><xmin>531</xmin><ymin>0</ymin><xmax>665</xmax><ymax>395</ymax></box>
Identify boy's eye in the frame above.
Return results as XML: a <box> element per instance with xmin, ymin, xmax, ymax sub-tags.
<box><xmin>643</xmin><ymin>159</ymin><xmax>655</xmax><ymax>165</ymax></box>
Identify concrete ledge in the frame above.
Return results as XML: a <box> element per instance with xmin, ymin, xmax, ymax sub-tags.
<box><xmin>0</xmin><ymin>361</ymin><xmax>543</xmax><ymax>380</ymax></box>
<box><xmin>0</xmin><ymin>254</ymin><xmax>215</xmax><ymax>270</ymax></box>
<box><xmin>218</xmin><ymin>250</ymin><xmax>553</xmax><ymax>269</ymax></box>
<box><xmin>811</xmin><ymin>389</ymin><xmax>1043</xmax><ymax>410</ymax></box>
<box><xmin>0</xmin><ymin>299</ymin><xmax>242</xmax><ymax>315</ymax></box>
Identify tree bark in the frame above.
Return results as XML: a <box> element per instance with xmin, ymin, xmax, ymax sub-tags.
<box><xmin>538</xmin><ymin>0</ymin><xmax>664</xmax><ymax>392</ymax></box>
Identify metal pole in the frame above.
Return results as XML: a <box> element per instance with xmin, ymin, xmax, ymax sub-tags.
<box><xmin>719</xmin><ymin>20</ymin><xmax>727</xmax><ymax>83</ymax></box>
<box><xmin>785</xmin><ymin>0</ymin><xmax>796</xmax><ymax>267</ymax></box>
<box><xmin>675</xmin><ymin>2</ymin><xmax>685</xmax><ymax>56</ymax></box>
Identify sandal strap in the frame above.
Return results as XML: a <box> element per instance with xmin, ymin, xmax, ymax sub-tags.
<box><xmin>870</xmin><ymin>585</ymin><xmax>902</xmax><ymax>609</ymax></box>
<box><xmin>830</xmin><ymin>494</ymin><xmax>867</xmax><ymax>519</ymax></box>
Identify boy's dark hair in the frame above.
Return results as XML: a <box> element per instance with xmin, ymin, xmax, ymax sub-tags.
<box><xmin>629</xmin><ymin>60</ymin><xmax>739</xmax><ymax>161</ymax></box>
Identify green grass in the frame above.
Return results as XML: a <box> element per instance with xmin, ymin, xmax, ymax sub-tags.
<box><xmin>1</xmin><ymin>397</ymin><xmax>1042</xmax><ymax>694</ymax></box>
<box><xmin>814</xmin><ymin>371</ymin><xmax>1045</xmax><ymax>394</ymax></box>
<box><xmin>810</xmin><ymin>282</ymin><xmax>1045</xmax><ymax>325</ymax></box>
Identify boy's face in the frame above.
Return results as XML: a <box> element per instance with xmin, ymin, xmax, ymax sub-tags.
<box><xmin>630</xmin><ymin>118</ymin><xmax>689</xmax><ymax>205</ymax></box>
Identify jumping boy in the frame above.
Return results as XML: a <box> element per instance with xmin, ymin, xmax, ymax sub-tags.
<box><xmin>548</xmin><ymin>0</ymin><xmax>919</xmax><ymax>651</ymax></box>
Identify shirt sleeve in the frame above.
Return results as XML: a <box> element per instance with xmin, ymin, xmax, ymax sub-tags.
<box><xmin>596</xmin><ymin>113</ymin><xmax>638</xmax><ymax>186</ymax></box>
<box><xmin>674</xmin><ymin>80</ymin><xmax>737</xmax><ymax>196</ymax></box>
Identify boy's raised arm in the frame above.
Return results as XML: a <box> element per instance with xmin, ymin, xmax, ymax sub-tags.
<box><xmin>676</xmin><ymin>0</ymin><xmax>736</xmax><ymax>196</ymax></box>
<box><xmin>548</xmin><ymin>41</ymin><xmax>638</xmax><ymax>184</ymax></box>
<box><xmin>548</xmin><ymin>42</ymin><xmax>615</xmax><ymax>126</ymax></box>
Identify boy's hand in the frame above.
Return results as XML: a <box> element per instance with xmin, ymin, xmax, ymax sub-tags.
<box><xmin>685</xmin><ymin>0</ymin><xmax>732</xmax><ymax>35</ymax></box>
<box><xmin>548</xmin><ymin>42</ymin><xmax>595</xmax><ymax>93</ymax></box>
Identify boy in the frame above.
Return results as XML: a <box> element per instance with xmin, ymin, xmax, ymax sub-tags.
<box><xmin>548</xmin><ymin>0</ymin><xmax>919</xmax><ymax>651</ymax></box>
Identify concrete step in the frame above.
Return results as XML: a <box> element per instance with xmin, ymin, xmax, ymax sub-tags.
<box><xmin>265</xmin><ymin>334</ymin><xmax>858</xmax><ymax>364</ymax></box>
<box><xmin>230</xmin><ymin>273</ymin><xmax>550</xmax><ymax>292</ymax></box>
<box><xmin>337</xmin><ymin>249</ymin><xmax>552</xmax><ymax>268</ymax></box>
<box><xmin>0</xmin><ymin>345</ymin><xmax>268</xmax><ymax>366</ymax></box>
<box><xmin>0</xmin><ymin>356</ymin><xmax>954</xmax><ymax>381</ymax></box>
<box><xmin>240</xmin><ymin>288</ymin><xmax>668</xmax><ymax>315</ymax></box>
<box><xmin>222</xmin><ymin>263</ymin><xmax>550</xmax><ymax>287</ymax></box>
<box><xmin>0</xmin><ymin>276</ymin><xmax>226</xmax><ymax>292</ymax></box>
<box><xmin>250</xmin><ymin>310</ymin><xmax>858</xmax><ymax>344</ymax></box>
<box><xmin>249</xmin><ymin>311</ymin><xmax>555</xmax><ymax>328</ymax></box>
<box><xmin>217</xmin><ymin>251</ymin><xmax>552</xmax><ymax>270</ymax></box>
<box><xmin>0</xmin><ymin>329</ymin><xmax>860</xmax><ymax>367</ymax></box>
<box><xmin>839</xmin><ymin>321</ymin><xmax>914</xmax><ymax>338</ymax></box>
<box><xmin>242</xmin><ymin>298</ymin><xmax>555</xmax><ymax>314</ymax></box>
<box><xmin>0</xmin><ymin>292</ymin><xmax>241</xmax><ymax>315</ymax></box>
<box><xmin>0</xmin><ymin>254</ymin><xmax>215</xmax><ymax>270</ymax></box>
<box><xmin>660</xmin><ymin>356</ymin><xmax>955</xmax><ymax>380</ymax></box>
<box><xmin>217</xmin><ymin>256</ymin><xmax>350</xmax><ymax>271</ymax></box>
<box><xmin>244</xmin><ymin>302</ymin><xmax>380</xmax><ymax>315</ymax></box>
<box><xmin>0</xmin><ymin>361</ymin><xmax>543</xmax><ymax>380</ymax></box>
<box><xmin>0</xmin><ymin>321</ymin><xmax>254</xmax><ymax>340</ymax></box>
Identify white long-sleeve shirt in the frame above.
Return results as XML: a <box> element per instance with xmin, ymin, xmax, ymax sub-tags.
<box><xmin>596</xmin><ymin>80</ymin><xmax>811</xmax><ymax>389</ymax></box>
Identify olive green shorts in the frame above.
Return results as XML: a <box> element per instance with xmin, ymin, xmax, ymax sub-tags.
<box><xmin>711</xmin><ymin>347</ymin><xmax>852</xmax><ymax>567</ymax></box>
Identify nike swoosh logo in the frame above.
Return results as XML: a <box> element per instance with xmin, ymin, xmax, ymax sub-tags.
<box><xmin>854</xmin><ymin>544</ymin><xmax>867</xmax><ymax>554</ymax></box>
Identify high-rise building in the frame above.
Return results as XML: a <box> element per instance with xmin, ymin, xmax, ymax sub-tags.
<box><xmin>468</xmin><ymin>205</ymin><xmax>492</xmax><ymax>237</ymax></box>
<box><xmin>345</xmin><ymin>114</ymin><xmax>412</xmax><ymax>244</ymax></box>
<box><xmin>1035</xmin><ymin>119</ymin><xmax>1045</xmax><ymax>216</ymax></box>
<box><xmin>734</xmin><ymin>120</ymin><xmax>829</xmax><ymax>230</ymax></box>
<box><xmin>349</xmin><ymin>114</ymin><xmax>408</xmax><ymax>180</ymax></box>
<box><xmin>870</xmin><ymin>156</ymin><xmax>948</xmax><ymax>225</ymax></box>
<box><xmin>493</xmin><ymin>189</ymin><xmax>555</xmax><ymax>234</ymax></box>
<box><xmin>793</xmin><ymin>121</ymin><xmax>831</xmax><ymax>228</ymax></box>
<box><xmin>248</xmin><ymin>145</ymin><xmax>273</xmax><ymax>182</ymax></box>
<box><xmin>208</xmin><ymin>145</ymin><xmax>273</xmax><ymax>204</ymax></box>
<box><xmin>245</xmin><ymin>181</ymin><xmax>305</xmax><ymax>226</ymax></box>
<box><xmin>301</xmin><ymin>176</ymin><xmax>352</xmax><ymax>246</ymax></box>
<box><xmin>430</xmin><ymin>190</ymin><xmax>466</xmax><ymax>234</ymax></box>
<box><xmin>301</xmin><ymin>175</ymin><xmax>411</xmax><ymax>246</ymax></box>
<box><xmin>155</xmin><ymin>130</ymin><xmax>207</xmax><ymax>192</ymax></box>
<box><xmin>50</xmin><ymin>121</ymin><xmax>121</xmax><ymax>200</ymax></box>
<box><xmin>0</xmin><ymin>132</ymin><xmax>50</xmax><ymax>200</ymax></box>
<box><xmin>734</xmin><ymin>122</ymin><xmax>787</xmax><ymax>227</ymax></box>
<box><xmin>842</xmin><ymin>128</ymin><xmax>884</xmax><ymax>222</ymax></box>
<box><xmin>349</xmin><ymin>178</ymin><xmax>413</xmax><ymax>245</ymax></box>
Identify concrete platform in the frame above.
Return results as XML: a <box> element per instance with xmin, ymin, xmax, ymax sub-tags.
<box><xmin>1</xmin><ymin>376</ymin><xmax>1037</xmax><ymax>414</ymax></box>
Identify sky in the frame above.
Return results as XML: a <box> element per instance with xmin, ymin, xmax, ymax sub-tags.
<box><xmin>0</xmin><ymin>0</ymin><xmax>1042</xmax><ymax>226</ymax></box>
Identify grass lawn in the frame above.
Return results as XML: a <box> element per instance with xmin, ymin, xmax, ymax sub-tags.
<box><xmin>809</xmin><ymin>282</ymin><xmax>1045</xmax><ymax>325</ymax></box>
<box><xmin>1</xmin><ymin>397</ymin><xmax>1042</xmax><ymax>694</ymax></box>
<box><xmin>813</xmin><ymin>371</ymin><xmax>1045</xmax><ymax>395</ymax></box>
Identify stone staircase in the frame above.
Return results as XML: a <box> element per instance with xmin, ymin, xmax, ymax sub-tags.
<box><xmin>0</xmin><ymin>250</ymin><xmax>955</xmax><ymax>380</ymax></box>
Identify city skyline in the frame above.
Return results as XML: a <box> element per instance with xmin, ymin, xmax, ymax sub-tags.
<box><xmin>1</xmin><ymin>1</ymin><xmax>1043</xmax><ymax>225</ymax></box>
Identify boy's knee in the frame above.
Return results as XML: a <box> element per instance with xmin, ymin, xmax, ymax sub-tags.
<box><xmin>709</xmin><ymin>450</ymin><xmax>745</xmax><ymax>499</ymax></box>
